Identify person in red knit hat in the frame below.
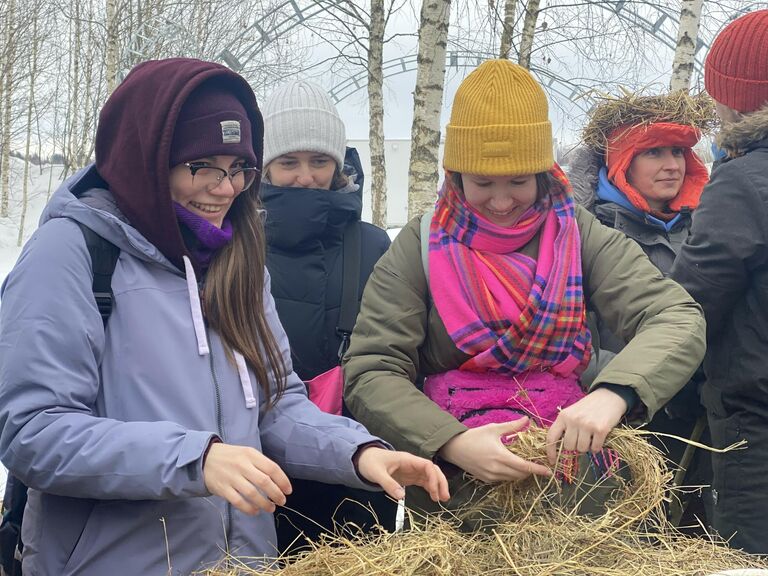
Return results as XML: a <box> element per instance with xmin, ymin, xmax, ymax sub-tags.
<box><xmin>672</xmin><ymin>9</ymin><xmax>768</xmax><ymax>554</ymax></box>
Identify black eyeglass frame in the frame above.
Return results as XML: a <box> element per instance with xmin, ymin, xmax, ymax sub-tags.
<box><xmin>183</xmin><ymin>162</ymin><xmax>261</xmax><ymax>192</ymax></box>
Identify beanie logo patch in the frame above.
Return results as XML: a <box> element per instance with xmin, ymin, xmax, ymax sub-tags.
<box><xmin>220</xmin><ymin>120</ymin><xmax>242</xmax><ymax>144</ymax></box>
<box><xmin>482</xmin><ymin>141</ymin><xmax>512</xmax><ymax>158</ymax></box>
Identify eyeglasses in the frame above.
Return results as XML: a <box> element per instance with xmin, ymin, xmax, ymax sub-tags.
<box><xmin>184</xmin><ymin>162</ymin><xmax>260</xmax><ymax>194</ymax></box>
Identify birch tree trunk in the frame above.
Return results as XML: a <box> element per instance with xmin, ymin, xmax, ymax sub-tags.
<box><xmin>518</xmin><ymin>0</ymin><xmax>540</xmax><ymax>70</ymax></box>
<box><xmin>407</xmin><ymin>0</ymin><xmax>451</xmax><ymax>221</ymax></box>
<box><xmin>76</xmin><ymin>0</ymin><xmax>97</xmax><ymax>167</ymax></box>
<box><xmin>368</xmin><ymin>0</ymin><xmax>387</xmax><ymax>228</ymax></box>
<box><xmin>1</xmin><ymin>0</ymin><xmax>15</xmax><ymax>218</ymax></box>
<box><xmin>670</xmin><ymin>0</ymin><xmax>704</xmax><ymax>92</ymax></box>
<box><xmin>105</xmin><ymin>0</ymin><xmax>120</xmax><ymax>94</ymax></box>
<box><xmin>65</xmin><ymin>3</ymin><xmax>81</xmax><ymax>174</ymax></box>
<box><xmin>19</xmin><ymin>15</ymin><xmax>39</xmax><ymax>247</ymax></box>
<box><xmin>499</xmin><ymin>0</ymin><xmax>517</xmax><ymax>59</ymax></box>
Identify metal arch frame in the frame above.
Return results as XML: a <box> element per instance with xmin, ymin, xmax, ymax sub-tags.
<box><xmin>217</xmin><ymin>0</ymin><xmax>348</xmax><ymax>71</ymax></box>
<box><xmin>325</xmin><ymin>0</ymin><xmax>754</xmax><ymax>105</ymax></box>
<box><xmin>120</xmin><ymin>1</ymin><xmax>348</xmax><ymax>74</ymax></box>
<box><xmin>327</xmin><ymin>50</ymin><xmax>609</xmax><ymax>110</ymax></box>
<box><xmin>121</xmin><ymin>0</ymin><xmax>755</xmax><ymax>97</ymax></box>
<box><xmin>120</xmin><ymin>18</ymin><xmax>200</xmax><ymax>74</ymax></box>
<box><xmin>218</xmin><ymin>0</ymin><xmax>747</xmax><ymax>75</ymax></box>
<box><xmin>604</xmin><ymin>0</ymin><xmax>708</xmax><ymax>76</ymax></box>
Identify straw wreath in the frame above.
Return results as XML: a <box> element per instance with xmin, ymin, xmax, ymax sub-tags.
<box><xmin>582</xmin><ymin>90</ymin><xmax>718</xmax><ymax>153</ymax></box>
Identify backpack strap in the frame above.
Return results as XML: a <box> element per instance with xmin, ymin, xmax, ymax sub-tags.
<box><xmin>420</xmin><ymin>207</ymin><xmax>435</xmax><ymax>289</ymax></box>
<box><xmin>0</xmin><ymin>475</ymin><xmax>26</xmax><ymax>575</ymax></box>
<box><xmin>336</xmin><ymin>221</ymin><xmax>361</xmax><ymax>362</ymax></box>
<box><xmin>0</xmin><ymin>223</ymin><xmax>120</xmax><ymax>574</ymax></box>
<box><xmin>75</xmin><ymin>222</ymin><xmax>119</xmax><ymax>326</ymax></box>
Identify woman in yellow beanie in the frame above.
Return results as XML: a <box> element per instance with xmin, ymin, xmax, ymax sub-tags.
<box><xmin>343</xmin><ymin>59</ymin><xmax>706</xmax><ymax>523</ymax></box>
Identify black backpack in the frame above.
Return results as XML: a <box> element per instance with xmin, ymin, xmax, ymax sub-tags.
<box><xmin>0</xmin><ymin>222</ymin><xmax>118</xmax><ymax>576</ymax></box>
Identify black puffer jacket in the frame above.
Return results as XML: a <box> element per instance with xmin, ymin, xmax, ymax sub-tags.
<box><xmin>672</xmin><ymin>107</ymin><xmax>768</xmax><ymax>415</ymax></box>
<box><xmin>262</xmin><ymin>147</ymin><xmax>395</xmax><ymax>552</ymax></box>
<box><xmin>262</xmin><ymin>147</ymin><xmax>391</xmax><ymax>381</ymax></box>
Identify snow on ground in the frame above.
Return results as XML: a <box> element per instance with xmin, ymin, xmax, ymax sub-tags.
<box><xmin>0</xmin><ymin>158</ymin><xmax>65</xmax><ymax>495</ymax></box>
<box><xmin>386</xmin><ymin>227</ymin><xmax>402</xmax><ymax>241</ymax></box>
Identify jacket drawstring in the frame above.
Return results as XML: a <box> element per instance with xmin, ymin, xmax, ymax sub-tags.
<box><xmin>234</xmin><ymin>352</ymin><xmax>257</xmax><ymax>409</ymax></box>
<box><xmin>183</xmin><ymin>256</ymin><xmax>255</xmax><ymax>409</ymax></box>
<box><xmin>183</xmin><ymin>256</ymin><xmax>209</xmax><ymax>355</ymax></box>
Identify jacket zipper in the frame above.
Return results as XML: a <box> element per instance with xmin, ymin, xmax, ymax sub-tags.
<box><xmin>206</xmin><ymin>328</ymin><xmax>233</xmax><ymax>542</ymax></box>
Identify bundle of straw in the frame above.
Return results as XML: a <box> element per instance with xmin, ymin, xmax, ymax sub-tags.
<box><xmin>200</xmin><ymin>427</ymin><xmax>765</xmax><ymax>576</ymax></box>
<box><xmin>477</xmin><ymin>425</ymin><xmax>670</xmax><ymax>529</ymax></box>
<box><xmin>582</xmin><ymin>90</ymin><xmax>717</xmax><ymax>153</ymax></box>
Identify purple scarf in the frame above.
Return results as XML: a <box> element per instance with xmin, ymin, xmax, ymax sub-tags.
<box><xmin>173</xmin><ymin>203</ymin><xmax>233</xmax><ymax>272</ymax></box>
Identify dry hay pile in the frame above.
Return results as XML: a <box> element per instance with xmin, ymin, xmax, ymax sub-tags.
<box><xmin>201</xmin><ymin>516</ymin><xmax>768</xmax><ymax>576</ymax></box>
<box><xmin>582</xmin><ymin>90</ymin><xmax>718</xmax><ymax>153</ymax></box>
<box><xmin>201</xmin><ymin>427</ymin><xmax>766</xmax><ymax>576</ymax></box>
<box><xmin>475</xmin><ymin>426</ymin><xmax>670</xmax><ymax>530</ymax></box>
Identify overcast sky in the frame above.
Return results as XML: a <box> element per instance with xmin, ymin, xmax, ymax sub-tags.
<box><xmin>279</xmin><ymin>0</ymin><xmax>766</xmax><ymax>145</ymax></box>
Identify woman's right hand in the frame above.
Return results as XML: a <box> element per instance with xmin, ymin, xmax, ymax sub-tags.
<box><xmin>203</xmin><ymin>443</ymin><xmax>293</xmax><ymax>515</ymax></box>
<box><xmin>437</xmin><ymin>417</ymin><xmax>552</xmax><ymax>483</ymax></box>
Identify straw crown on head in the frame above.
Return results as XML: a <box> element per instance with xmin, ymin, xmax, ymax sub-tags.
<box><xmin>443</xmin><ymin>59</ymin><xmax>553</xmax><ymax>176</ymax></box>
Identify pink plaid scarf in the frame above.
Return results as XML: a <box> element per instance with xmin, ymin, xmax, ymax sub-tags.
<box><xmin>428</xmin><ymin>165</ymin><xmax>591</xmax><ymax>377</ymax></box>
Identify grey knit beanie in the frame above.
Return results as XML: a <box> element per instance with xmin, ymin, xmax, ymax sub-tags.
<box><xmin>262</xmin><ymin>80</ymin><xmax>346</xmax><ymax>168</ymax></box>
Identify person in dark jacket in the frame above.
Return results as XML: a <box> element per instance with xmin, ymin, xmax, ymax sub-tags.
<box><xmin>0</xmin><ymin>59</ymin><xmax>449</xmax><ymax>575</ymax></box>
<box><xmin>259</xmin><ymin>80</ymin><xmax>395</xmax><ymax>553</ymax></box>
<box><xmin>671</xmin><ymin>9</ymin><xmax>768</xmax><ymax>554</ymax></box>
<box><xmin>570</xmin><ymin>93</ymin><xmax>712</xmax><ymax>531</ymax></box>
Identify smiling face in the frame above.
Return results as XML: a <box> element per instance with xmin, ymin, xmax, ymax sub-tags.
<box><xmin>460</xmin><ymin>173</ymin><xmax>539</xmax><ymax>227</ymax></box>
<box><xmin>266</xmin><ymin>151</ymin><xmax>337</xmax><ymax>190</ymax></box>
<box><xmin>626</xmin><ymin>147</ymin><xmax>687</xmax><ymax>211</ymax></box>
<box><xmin>169</xmin><ymin>155</ymin><xmax>247</xmax><ymax>228</ymax></box>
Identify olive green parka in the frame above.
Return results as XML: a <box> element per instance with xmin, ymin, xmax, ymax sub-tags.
<box><xmin>343</xmin><ymin>205</ymin><xmax>705</xmax><ymax>515</ymax></box>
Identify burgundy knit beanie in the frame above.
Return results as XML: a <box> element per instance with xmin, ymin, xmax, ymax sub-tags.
<box><xmin>169</xmin><ymin>82</ymin><xmax>257</xmax><ymax>167</ymax></box>
<box><xmin>705</xmin><ymin>9</ymin><xmax>768</xmax><ymax>113</ymax></box>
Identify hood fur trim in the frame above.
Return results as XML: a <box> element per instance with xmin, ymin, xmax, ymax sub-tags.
<box><xmin>718</xmin><ymin>104</ymin><xmax>768</xmax><ymax>156</ymax></box>
<box><xmin>568</xmin><ymin>147</ymin><xmax>603</xmax><ymax>210</ymax></box>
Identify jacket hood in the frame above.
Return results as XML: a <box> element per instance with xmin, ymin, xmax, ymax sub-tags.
<box><xmin>39</xmin><ymin>165</ymin><xmax>179</xmax><ymax>272</ymax></box>
<box><xmin>568</xmin><ymin>147</ymin><xmax>690</xmax><ymax>234</ymax></box>
<box><xmin>261</xmin><ymin>147</ymin><xmax>364</xmax><ymax>249</ymax></box>
<box><xmin>595</xmin><ymin>167</ymin><xmax>688</xmax><ymax>233</ymax></box>
<box><xmin>568</xmin><ymin>147</ymin><xmax>603</xmax><ymax>210</ymax></box>
<box><xmin>718</xmin><ymin>104</ymin><xmax>768</xmax><ymax>156</ymax></box>
<box><xmin>95</xmin><ymin>58</ymin><xmax>264</xmax><ymax>273</ymax></box>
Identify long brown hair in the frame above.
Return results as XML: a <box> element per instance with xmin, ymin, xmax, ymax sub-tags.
<box><xmin>203</xmin><ymin>187</ymin><xmax>287</xmax><ymax>408</ymax></box>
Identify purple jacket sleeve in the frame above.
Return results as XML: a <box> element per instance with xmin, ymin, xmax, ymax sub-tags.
<box><xmin>257</xmin><ymin>271</ymin><xmax>388</xmax><ymax>490</ymax></box>
<box><xmin>0</xmin><ymin>219</ymin><xmax>215</xmax><ymax>500</ymax></box>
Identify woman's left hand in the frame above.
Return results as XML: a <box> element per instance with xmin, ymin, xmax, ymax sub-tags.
<box><xmin>545</xmin><ymin>387</ymin><xmax>628</xmax><ymax>465</ymax></box>
<box><xmin>354</xmin><ymin>446</ymin><xmax>451</xmax><ymax>503</ymax></box>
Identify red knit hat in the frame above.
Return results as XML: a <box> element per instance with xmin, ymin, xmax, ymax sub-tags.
<box><xmin>705</xmin><ymin>9</ymin><xmax>768</xmax><ymax>113</ymax></box>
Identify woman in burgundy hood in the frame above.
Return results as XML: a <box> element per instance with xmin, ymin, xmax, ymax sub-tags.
<box><xmin>0</xmin><ymin>58</ymin><xmax>448</xmax><ymax>575</ymax></box>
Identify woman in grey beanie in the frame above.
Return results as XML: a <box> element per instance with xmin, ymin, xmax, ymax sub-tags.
<box><xmin>259</xmin><ymin>80</ymin><xmax>396</xmax><ymax>553</ymax></box>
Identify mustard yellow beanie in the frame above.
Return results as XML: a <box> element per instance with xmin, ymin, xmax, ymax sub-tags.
<box><xmin>444</xmin><ymin>59</ymin><xmax>553</xmax><ymax>175</ymax></box>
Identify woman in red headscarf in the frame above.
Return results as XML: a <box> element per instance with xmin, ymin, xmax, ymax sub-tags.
<box><xmin>570</xmin><ymin>93</ymin><xmax>712</xmax><ymax>532</ymax></box>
